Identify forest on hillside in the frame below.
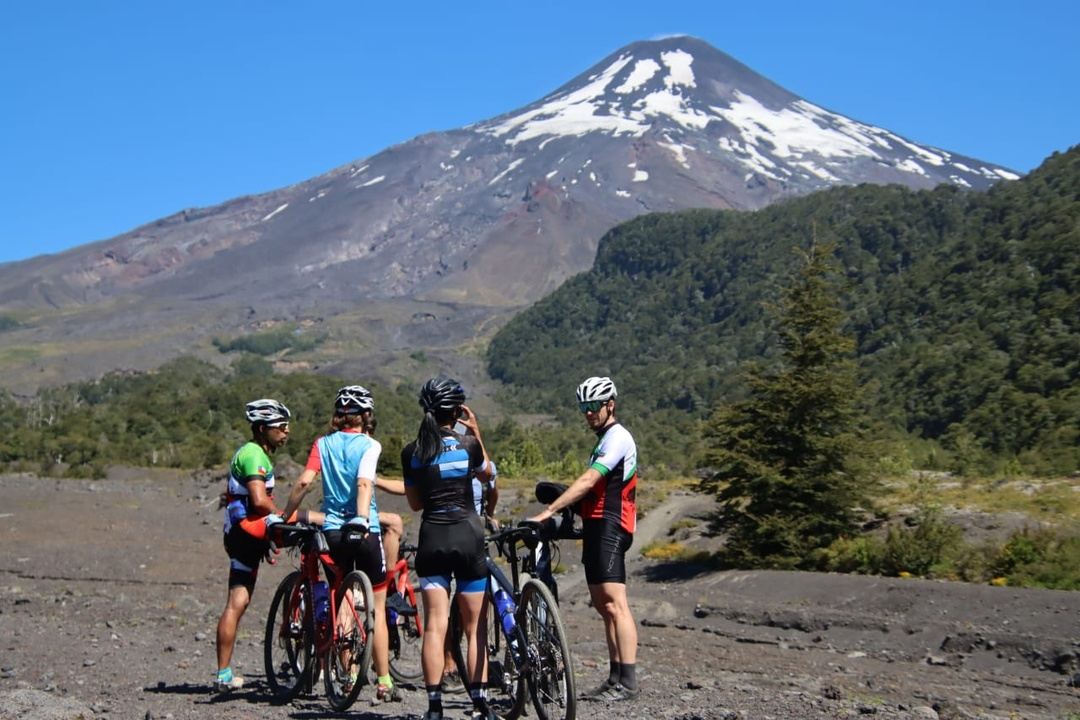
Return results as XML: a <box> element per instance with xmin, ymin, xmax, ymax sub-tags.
<box><xmin>1</xmin><ymin>148</ymin><xmax>1076</xmax><ymax>482</ymax></box>
<box><xmin>488</xmin><ymin>147</ymin><xmax>1080</xmax><ymax>476</ymax></box>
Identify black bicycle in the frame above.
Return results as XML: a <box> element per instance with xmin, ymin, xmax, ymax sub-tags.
<box><xmin>450</xmin><ymin>483</ymin><xmax>580</xmax><ymax>720</ymax></box>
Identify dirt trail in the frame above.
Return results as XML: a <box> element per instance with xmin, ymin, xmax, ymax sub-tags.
<box><xmin>1</xmin><ymin>472</ymin><xmax>1078</xmax><ymax>720</ymax></box>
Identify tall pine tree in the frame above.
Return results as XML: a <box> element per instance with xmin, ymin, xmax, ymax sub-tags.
<box><xmin>701</xmin><ymin>237</ymin><xmax>872</xmax><ymax>568</ymax></box>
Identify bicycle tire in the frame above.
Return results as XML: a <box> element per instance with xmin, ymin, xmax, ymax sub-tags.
<box><xmin>388</xmin><ymin>583</ymin><xmax>424</xmax><ymax>682</ymax></box>
<box><xmin>519</xmin><ymin>579</ymin><xmax>576</xmax><ymax>720</ymax></box>
<box><xmin>323</xmin><ymin>570</ymin><xmax>375</xmax><ymax>711</ymax></box>
<box><xmin>451</xmin><ymin>593</ymin><xmax>528</xmax><ymax>717</ymax></box>
<box><xmin>264</xmin><ymin>570</ymin><xmax>315</xmax><ymax>702</ymax></box>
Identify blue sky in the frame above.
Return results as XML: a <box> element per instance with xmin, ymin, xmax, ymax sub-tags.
<box><xmin>2</xmin><ymin>1</ymin><xmax>1077</xmax><ymax>264</ymax></box>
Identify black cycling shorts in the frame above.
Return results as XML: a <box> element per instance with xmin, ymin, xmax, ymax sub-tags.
<box><xmin>224</xmin><ymin>526</ymin><xmax>269</xmax><ymax>591</ymax></box>
<box><xmin>415</xmin><ymin>514</ymin><xmax>487</xmax><ymax>584</ymax></box>
<box><xmin>582</xmin><ymin>519</ymin><xmax>633</xmax><ymax>585</ymax></box>
<box><xmin>325</xmin><ymin>530</ymin><xmax>388</xmax><ymax>590</ymax></box>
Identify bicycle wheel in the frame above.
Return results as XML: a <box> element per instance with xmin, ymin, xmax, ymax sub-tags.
<box><xmin>324</xmin><ymin>570</ymin><xmax>374</xmax><ymax>711</ymax></box>
<box><xmin>451</xmin><ymin>594</ymin><xmax>527</xmax><ymax>717</ymax></box>
<box><xmin>388</xmin><ymin>583</ymin><xmax>424</xmax><ymax>682</ymax></box>
<box><xmin>520</xmin><ymin>579</ymin><xmax>576</xmax><ymax>720</ymax></box>
<box><xmin>264</xmin><ymin>570</ymin><xmax>315</xmax><ymax>702</ymax></box>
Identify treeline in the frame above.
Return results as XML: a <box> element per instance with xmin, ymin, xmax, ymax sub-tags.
<box><xmin>487</xmin><ymin>146</ymin><xmax>1080</xmax><ymax>476</ymax></box>
<box><xmin>0</xmin><ymin>356</ymin><xmax>588</xmax><ymax>480</ymax></box>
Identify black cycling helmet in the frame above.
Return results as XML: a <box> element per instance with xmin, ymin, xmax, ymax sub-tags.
<box><xmin>418</xmin><ymin>375</ymin><xmax>466</xmax><ymax>414</ymax></box>
<box><xmin>335</xmin><ymin>385</ymin><xmax>374</xmax><ymax>414</ymax></box>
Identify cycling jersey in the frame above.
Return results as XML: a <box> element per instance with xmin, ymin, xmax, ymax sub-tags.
<box><xmin>581</xmin><ymin>423</ymin><xmax>638</xmax><ymax>534</ymax></box>
<box><xmin>305</xmin><ymin>428</ymin><xmax>382</xmax><ymax>533</ymax></box>
<box><xmin>472</xmin><ymin>460</ymin><xmax>497</xmax><ymax>515</ymax></box>
<box><xmin>401</xmin><ymin>431</ymin><xmax>485</xmax><ymax>524</ymax></box>
<box><xmin>223</xmin><ymin>441</ymin><xmax>276</xmax><ymax>534</ymax></box>
<box><xmin>402</xmin><ymin>429</ymin><xmax>488</xmax><ymax>586</ymax></box>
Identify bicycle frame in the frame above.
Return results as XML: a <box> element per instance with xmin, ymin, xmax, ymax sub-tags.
<box><xmin>451</xmin><ymin>523</ymin><xmax>577</xmax><ymax>720</ymax></box>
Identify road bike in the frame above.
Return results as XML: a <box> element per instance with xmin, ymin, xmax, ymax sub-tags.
<box><xmin>263</xmin><ymin>523</ymin><xmax>375</xmax><ymax>711</ymax></box>
<box><xmin>449</xmin><ymin>493</ymin><xmax>579</xmax><ymax>720</ymax></box>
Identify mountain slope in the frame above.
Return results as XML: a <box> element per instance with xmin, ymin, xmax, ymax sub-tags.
<box><xmin>487</xmin><ymin>146</ymin><xmax>1080</xmax><ymax>473</ymax></box>
<box><xmin>0</xmin><ymin>36</ymin><xmax>1019</xmax><ymax>389</ymax></box>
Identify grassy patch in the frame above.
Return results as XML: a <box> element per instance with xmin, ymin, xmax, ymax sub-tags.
<box><xmin>641</xmin><ymin>540</ymin><xmax>711</xmax><ymax>563</ymax></box>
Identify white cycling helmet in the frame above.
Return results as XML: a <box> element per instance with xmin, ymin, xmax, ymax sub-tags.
<box><xmin>245</xmin><ymin>398</ymin><xmax>291</xmax><ymax>426</ymax></box>
<box><xmin>576</xmin><ymin>376</ymin><xmax>617</xmax><ymax>404</ymax></box>
<box><xmin>336</xmin><ymin>385</ymin><xmax>374</xmax><ymax>414</ymax></box>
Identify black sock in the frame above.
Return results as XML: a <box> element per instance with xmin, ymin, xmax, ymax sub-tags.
<box><xmin>619</xmin><ymin>663</ymin><xmax>637</xmax><ymax>690</ymax></box>
<box><xmin>467</xmin><ymin>682</ymin><xmax>487</xmax><ymax>709</ymax></box>
<box><xmin>426</xmin><ymin>684</ymin><xmax>443</xmax><ymax>713</ymax></box>
<box><xmin>608</xmin><ymin>660</ymin><xmax>621</xmax><ymax>685</ymax></box>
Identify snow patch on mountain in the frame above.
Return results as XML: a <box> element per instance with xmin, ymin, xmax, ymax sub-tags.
<box><xmin>616</xmin><ymin>59</ymin><xmax>660</xmax><ymax>93</ymax></box>
<box><xmin>262</xmin><ymin>203</ymin><xmax>288</xmax><ymax>222</ymax></box>
<box><xmin>482</xmin><ymin>55</ymin><xmax>644</xmax><ymax>143</ymax></box>
<box><xmin>661</xmin><ymin>50</ymin><xmax>696</xmax><ymax>88</ymax></box>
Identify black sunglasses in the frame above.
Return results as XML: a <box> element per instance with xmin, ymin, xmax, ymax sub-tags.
<box><xmin>578</xmin><ymin>400</ymin><xmax>605</xmax><ymax>413</ymax></box>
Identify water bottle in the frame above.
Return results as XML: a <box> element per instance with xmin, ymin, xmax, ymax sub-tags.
<box><xmin>313</xmin><ymin>581</ymin><xmax>330</xmax><ymax>626</ymax></box>
<box><xmin>492</xmin><ymin>587</ymin><xmax>516</xmax><ymax>636</ymax></box>
<box><xmin>492</xmin><ymin>587</ymin><xmax>524</xmax><ymax>662</ymax></box>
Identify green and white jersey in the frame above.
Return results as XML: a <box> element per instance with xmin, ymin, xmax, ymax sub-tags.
<box><xmin>223</xmin><ymin>441</ymin><xmax>275</xmax><ymax>533</ymax></box>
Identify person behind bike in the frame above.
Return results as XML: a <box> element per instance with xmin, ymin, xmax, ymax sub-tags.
<box><xmin>528</xmin><ymin>376</ymin><xmax>640</xmax><ymax>701</ymax></box>
<box><xmin>278</xmin><ymin>385</ymin><xmax>402</xmax><ymax>702</ymax></box>
<box><xmin>215</xmin><ymin>398</ymin><xmax>292</xmax><ymax>692</ymax></box>
<box><xmin>402</xmin><ymin>375</ymin><xmax>496</xmax><ymax>720</ymax></box>
<box><xmin>441</xmin><ymin>454</ymin><xmax>499</xmax><ymax>688</ymax></box>
<box><xmin>363</xmin><ymin>415</ymin><xmax>412</xmax><ymax>618</ymax></box>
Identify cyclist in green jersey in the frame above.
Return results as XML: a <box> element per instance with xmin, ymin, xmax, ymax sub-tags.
<box><xmin>214</xmin><ymin>398</ymin><xmax>292</xmax><ymax>692</ymax></box>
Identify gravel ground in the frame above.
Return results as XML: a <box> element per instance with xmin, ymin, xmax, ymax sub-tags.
<box><xmin>1</xmin><ymin>471</ymin><xmax>1078</xmax><ymax>720</ymax></box>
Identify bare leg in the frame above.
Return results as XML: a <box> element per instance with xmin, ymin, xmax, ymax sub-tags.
<box><xmin>420</xmin><ymin>585</ymin><xmax>450</xmax><ymax>687</ymax></box>
<box><xmin>587</xmin><ymin>582</ymin><xmax>637</xmax><ymax>665</ymax></box>
<box><xmin>372</xmin><ymin>587</ymin><xmax>390</xmax><ymax>678</ymax></box>
<box><xmin>380</xmin><ymin>512</ymin><xmax>403</xmax><ymax>570</ymax></box>
<box><xmin>216</xmin><ymin>584</ymin><xmax>251</xmax><ymax>671</ymax></box>
<box><xmin>456</xmin><ymin>590</ymin><xmax>488</xmax><ymax>685</ymax></box>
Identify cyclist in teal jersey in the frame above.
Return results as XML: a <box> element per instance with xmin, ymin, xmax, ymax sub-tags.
<box><xmin>215</xmin><ymin>398</ymin><xmax>292</xmax><ymax>693</ymax></box>
<box><xmin>278</xmin><ymin>385</ymin><xmax>403</xmax><ymax>702</ymax></box>
<box><xmin>529</xmin><ymin>376</ymin><xmax>640</xmax><ymax>701</ymax></box>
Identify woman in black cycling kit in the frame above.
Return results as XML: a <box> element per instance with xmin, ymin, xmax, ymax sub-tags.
<box><xmin>402</xmin><ymin>376</ymin><xmax>496</xmax><ymax>720</ymax></box>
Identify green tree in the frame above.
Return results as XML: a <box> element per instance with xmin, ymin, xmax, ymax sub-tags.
<box><xmin>701</xmin><ymin>238</ymin><xmax>873</xmax><ymax>568</ymax></box>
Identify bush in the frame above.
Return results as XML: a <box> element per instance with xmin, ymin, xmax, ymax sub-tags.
<box><xmin>818</xmin><ymin>535</ymin><xmax>884</xmax><ymax>574</ymax></box>
<box><xmin>992</xmin><ymin>528</ymin><xmax>1080</xmax><ymax>590</ymax></box>
<box><xmin>879</xmin><ymin>507</ymin><xmax>962</xmax><ymax>577</ymax></box>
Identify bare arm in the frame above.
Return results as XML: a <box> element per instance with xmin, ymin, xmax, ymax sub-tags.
<box><xmin>375</xmin><ymin>476</ymin><xmax>405</xmax><ymax>495</ymax></box>
<box><xmin>246</xmin><ymin>478</ymin><xmax>278</xmax><ymax>517</ymax></box>
<box><xmin>458</xmin><ymin>404</ymin><xmax>493</xmax><ymax>483</ymax></box>
<box><xmin>528</xmin><ymin>467</ymin><xmax>602</xmax><ymax>523</ymax></box>
<box><xmin>279</xmin><ymin>468</ymin><xmax>317</xmax><ymax>521</ymax></box>
<box><xmin>405</xmin><ymin>485</ymin><xmax>423</xmax><ymax>512</ymax></box>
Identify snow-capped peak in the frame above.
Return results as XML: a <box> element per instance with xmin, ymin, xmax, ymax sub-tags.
<box><xmin>476</xmin><ymin>37</ymin><xmax>1017</xmax><ymax>188</ymax></box>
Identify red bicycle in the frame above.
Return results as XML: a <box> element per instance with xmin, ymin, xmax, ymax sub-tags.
<box><xmin>263</xmin><ymin>523</ymin><xmax>375</xmax><ymax>711</ymax></box>
<box><xmin>386</xmin><ymin>541</ymin><xmax>423</xmax><ymax>683</ymax></box>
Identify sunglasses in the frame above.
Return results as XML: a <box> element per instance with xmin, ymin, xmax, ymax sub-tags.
<box><xmin>578</xmin><ymin>400</ymin><xmax>606</xmax><ymax>413</ymax></box>
<box><xmin>266</xmin><ymin>422</ymin><xmax>290</xmax><ymax>430</ymax></box>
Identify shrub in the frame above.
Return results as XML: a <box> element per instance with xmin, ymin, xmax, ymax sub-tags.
<box><xmin>879</xmin><ymin>507</ymin><xmax>962</xmax><ymax>577</ymax></box>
